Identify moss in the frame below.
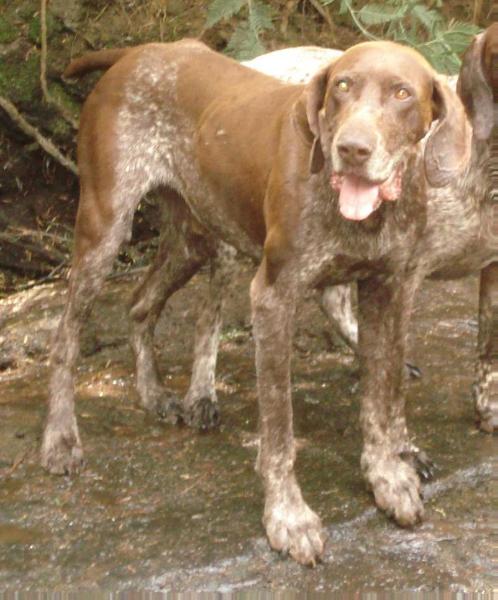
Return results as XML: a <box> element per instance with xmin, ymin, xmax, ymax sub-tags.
<box><xmin>50</xmin><ymin>82</ymin><xmax>80</xmax><ymax>115</ymax></box>
<box><xmin>16</xmin><ymin>8</ymin><xmax>34</xmax><ymax>21</ymax></box>
<box><xmin>0</xmin><ymin>53</ymin><xmax>40</xmax><ymax>104</ymax></box>
<box><xmin>47</xmin><ymin>86</ymin><xmax>80</xmax><ymax>139</ymax></box>
<box><xmin>0</xmin><ymin>16</ymin><xmax>17</xmax><ymax>44</ymax></box>
<box><xmin>28</xmin><ymin>12</ymin><xmax>62</xmax><ymax>45</ymax></box>
<box><xmin>48</xmin><ymin>115</ymin><xmax>71</xmax><ymax>139</ymax></box>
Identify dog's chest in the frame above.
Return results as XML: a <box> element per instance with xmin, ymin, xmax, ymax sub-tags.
<box><xmin>294</xmin><ymin>184</ymin><xmax>420</xmax><ymax>286</ymax></box>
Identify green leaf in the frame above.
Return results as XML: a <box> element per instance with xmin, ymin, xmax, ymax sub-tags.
<box><xmin>225</xmin><ymin>22</ymin><xmax>266</xmax><ymax>60</ymax></box>
<box><xmin>442</xmin><ymin>21</ymin><xmax>481</xmax><ymax>52</ymax></box>
<box><xmin>357</xmin><ymin>3</ymin><xmax>406</xmax><ymax>26</ymax></box>
<box><xmin>248</xmin><ymin>0</ymin><xmax>274</xmax><ymax>34</ymax></box>
<box><xmin>206</xmin><ymin>0</ymin><xmax>247</xmax><ymax>28</ymax></box>
<box><xmin>411</xmin><ymin>4</ymin><xmax>441</xmax><ymax>33</ymax></box>
<box><xmin>418</xmin><ymin>41</ymin><xmax>461</xmax><ymax>75</ymax></box>
<box><xmin>339</xmin><ymin>0</ymin><xmax>350</xmax><ymax>16</ymax></box>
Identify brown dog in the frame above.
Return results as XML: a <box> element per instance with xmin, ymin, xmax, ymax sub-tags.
<box><xmin>42</xmin><ymin>33</ymin><xmax>496</xmax><ymax>565</ymax></box>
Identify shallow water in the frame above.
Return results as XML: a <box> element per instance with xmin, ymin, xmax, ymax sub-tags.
<box><xmin>0</xmin><ymin>267</ymin><xmax>494</xmax><ymax>593</ymax></box>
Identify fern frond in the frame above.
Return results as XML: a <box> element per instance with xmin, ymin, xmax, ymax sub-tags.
<box><xmin>442</xmin><ymin>21</ymin><xmax>481</xmax><ymax>53</ymax></box>
<box><xmin>411</xmin><ymin>4</ymin><xmax>441</xmax><ymax>34</ymax></box>
<box><xmin>225</xmin><ymin>22</ymin><xmax>265</xmax><ymax>60</ymax></box>
<box><xmin>206</xmin><ymin>0</ymin><xmax>247</xmax><ymax>28</ymax></box>
<box><xmin>357</xmin><ymin>3</ymin><xmax>406</xmax><ymax>26</ymax></box>
<box><xmin>248</xmin><ymin>0</ymin><xmax>273</xmax><ymax>34</ymax></box>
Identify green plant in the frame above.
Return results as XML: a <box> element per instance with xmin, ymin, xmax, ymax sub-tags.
<box><xmin>321</xmin><ymin>0</ymin><xmax>480</xmax><ymax>73</ymax></box>
<box><xmin>206</xmin><ymin>0</ymin><xmax>274</xmax><ymax>60</ymax></box>
<box><xmin>205</xmin><ymin>0</ymin><xmax>480</xmax><ymax>74</ymax></box>
<box><xmin>0</xmin><ymin>16</ymin><xmax>17</xmax><ymax>44</ymax></box>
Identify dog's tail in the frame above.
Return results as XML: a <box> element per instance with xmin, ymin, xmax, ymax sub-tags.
<box><xmin>63</xmin><ymin>48</ymin><xmax>132</xmax><ymax>78</ymax></box>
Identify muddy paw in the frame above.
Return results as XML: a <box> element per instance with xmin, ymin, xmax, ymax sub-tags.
<box><xmin>154</xmin><ymin>392</ymin><xmax>183</xmax><ymax>425</ymax></box>
<box><xmin>41</xmin><ymin>425</ymin><xmax>84</xmax><ymax>475</ymax></box>
<box><xmin>400</xmin><ymin>448</ymin><xmax>436</xmax><ymax>481</ymax></box>
<box><xmin>476</xmin><ymin>415</ymin><xmax>497</xmax><ymax>434</ymax></box>
<box><xmin>366</xmin><ymin>456</ymin><xmax>424</xmax><ymax>527</ymax></box>
<box><xmin>404</xmin><ymin>362</ymin><xmax>422</xmax><ymax>380</ymax></box>
<box><xmin>183</xmin><ymin>396</ymin><xmax>220</xmax><ymax>431</ymax></box>
<box><xmin>472</xmin><ymin>384</ymin><xmax>497</xmax><ymax>433</ymax></box>
<box><xmin>264</xmin><ymin>483</ymin><xmax>326</xmax><ymax>566</ymax></box>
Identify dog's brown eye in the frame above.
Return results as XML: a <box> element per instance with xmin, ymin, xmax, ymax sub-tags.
<box><xmin>395</xmin><ymin>88</ymin><xmax>410</xmax><ymax>100</ymax></box>
<box><xmin>337</xmin><ymin>80</ymin><xmax>350</xmax><ymax>92</ymax></box>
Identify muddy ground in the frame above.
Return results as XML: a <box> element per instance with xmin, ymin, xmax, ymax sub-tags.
<box><xmin>0</xmin><ymin>262</ymin><xmax>495</xmax><ymax>593</ymax></box>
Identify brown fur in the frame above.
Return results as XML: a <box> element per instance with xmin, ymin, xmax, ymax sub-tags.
<box><xmin>42</xmin><ymin>33</ymin><xmax>496</xmax><ymax>565</ymax></box>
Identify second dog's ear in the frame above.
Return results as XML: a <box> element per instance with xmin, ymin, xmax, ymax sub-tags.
<box><xmin>305</xmin><ymin>66</ymin><xmax>330</xmax><ymax>173</ymax></box>
<box><xmin>457</xmin><ymin>27</ymin><xmax>496</xmax><ymax>141</ymax></box>
<box><xmin>424</xmin><ymin>77</ymin><xmax>471</xmax><ymax>187</ymax></box>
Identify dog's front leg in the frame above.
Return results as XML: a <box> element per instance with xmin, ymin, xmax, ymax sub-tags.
<box><xmin>474</xmin><ymin>262</ymin><xmax>498</xmax><ymax>432</ymax></box>
<box><xmin>357</xmin><ymin>273</ymin><xmax>424</xmax><ymax>528</ymax></box>
<box><xmin>251</xmin><ymin>262</ymin><xmax>325</xmax><ymax>566</ymax></box>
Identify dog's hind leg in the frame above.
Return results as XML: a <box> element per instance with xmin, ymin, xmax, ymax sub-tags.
<box><xmin>129</xmin><ymin>194</ymin><xmax>217</xmax><ymax>423</ymax></box>
<box><xmin>474</xmin><ymin>262</ymin><xmax>498</xmax><ymax>432</ymax></box>
<box><xmin>320</xmin><ymin>284</ymin><xmax>422</xmax><ymax>380</ymax></box>
<box><xmin>182</xmin><ymin>242</ymin><xmax>236</xmax><ymax>430</ymax></box>
<box><xmin>320</xmin><ymin>284</ymin><xmax>358</xmax><ymax>352</ymax></box>
<box><xmin>41</xmin><ymin>186</ymin><xmax>141</xmax><ymax>475</ymax></box>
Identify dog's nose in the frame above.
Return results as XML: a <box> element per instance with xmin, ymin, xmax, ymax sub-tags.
<box><xmin>337</xmin><ymin>138</ymin><xmax>373</xmax><ymax>165</ymax></box>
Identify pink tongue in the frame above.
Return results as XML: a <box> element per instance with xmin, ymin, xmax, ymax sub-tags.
<box><xmin>339</xmin><ymin>175</ymin><xmax>381</xmax><ymax>221</ymax></box>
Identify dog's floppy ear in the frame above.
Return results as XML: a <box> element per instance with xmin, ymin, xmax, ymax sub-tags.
<box><xmin>457</xmin><ymin>27</ymin><xmax>495</xmax><ymax>141</ymax></box>
<box><xmin>424</xmin><ymin>77</ymin><xmax>471</xmax><ymax>187</ymax></box>
<box><xmin>304</xmin><ymin>66</ymin><xmax>330</xmax><ymax>173</ymax></box>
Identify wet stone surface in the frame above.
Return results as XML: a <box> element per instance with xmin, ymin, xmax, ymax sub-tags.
<box><xmin>0</xmin><ymin>264</ymin><xmax>494</xmax><ymax>593</ymax></box>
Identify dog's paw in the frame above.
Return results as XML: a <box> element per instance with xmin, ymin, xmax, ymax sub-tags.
<box><xmin>365</xmin><ymin>455</ymin><xmax>424</xmax><ymax>527</ymax></box>
<box><xmin>472</xmin><ymin>381</ymin><xmax>497</xmax><ymax>433</ymax></box>
<box><xmin>264</xmin><ymin>481</ymin><xmax>326</xmax><ymax>566</ymax></box>
<box><xmin>404</xmin><ymin>362</ymin><xmax>422</xmax><ymax>380</ymax></box>
<box><xmin>41</xmin><ymin>424</ymin><xmax>84</xmax><ymax>475</ymax></box>
<box><xmin>154</xmin><ymin>392</ymin><xmax>183</xmax><ymax>425</ymax></box>
<box><xmin>137</xmin><ymin>382</ymin><xmax>183</xmax><ymax>424</ymax></box>
<box><xmin>477</xmin><ymin>415</ymin><xmax>497</xmax><ymax>434</ymax></box>
<box><xmin>183</xmin><ymin>396</ymin><xmax>220</xmax><ymax>431</ymax></box>
<box><xmin>400</xmin><ymin>447</ymin><xmax>436</xmax><ymax>481</ymax></box>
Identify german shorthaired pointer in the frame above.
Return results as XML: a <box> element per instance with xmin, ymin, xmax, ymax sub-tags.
<box><xmin>42</xmin><ymin>29</ymin><xmax>496</xmax><ymax>565</ymax></box>
<box><xmin>250</xmin><ymin>39</ymin><xmax>498</xmax><ymax>432</ymax></box>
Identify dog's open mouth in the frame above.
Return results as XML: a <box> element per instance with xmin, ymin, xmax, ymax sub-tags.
<box><xmin>331</xmin><ymin>168</ymin><xmax>402</xmax><ymax>221</ymax></box>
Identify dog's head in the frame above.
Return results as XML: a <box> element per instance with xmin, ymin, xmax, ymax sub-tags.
<box><xmin>301</xmin><ymin>41</ymin><xmax>470</xmax><ymax>221</ymax></box>
<box><xmin>457</xmin><ymin>23</ymin><xmax>498</xmax><ymax>141</ymax></box>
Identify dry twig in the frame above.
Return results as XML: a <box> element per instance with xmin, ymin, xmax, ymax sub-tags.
<box><xmin>0</xmin><ymin>95</ymin><xmax>78</xmax><ymax>175</ymax></box>
<box><xmin>40</xmin><ymin>0</ymin><xmax>79</xmax><ymax>130</ymax></box>
<box><xmin>1</xmin><ymin>448</ymin><xmax>33</xmax><ymax>478</ymax></box>
<box><xmin>307</xmin><ymin>0</ymin><xmax>336</xmax><ymax>32</ymax></box>
<box><xmin>472</xmin><ymin>0</ymin><xmax>483</xmax><ymax>24</ymax></box>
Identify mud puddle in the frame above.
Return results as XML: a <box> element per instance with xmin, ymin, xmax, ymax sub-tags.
<box><xmin>0</xmin><ymin>264</ymin><xmax>495</xmax><ymax>593</ymax></box>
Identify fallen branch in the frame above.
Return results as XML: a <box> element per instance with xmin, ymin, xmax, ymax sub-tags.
<box><xmin>1</xmin><ymin>448</ymin><xmax>33</xmax><ymax>479</ymax></box>
<box><xmin>0</xmin><ymin>256</ymin><xmax>56</xmax><ymax>276</ymax></box>
<box><xmin>0</xmin><ymin>231</ymin><xmax>68</xmax><ymax>263</ymax></box>
<box><xmin>0</xmin><ymin>95</ymin><xmax>78</xmax><ymax>176</ymax></box>
<box><xmin>6</xmin><ymin>225</ymin><xmax>71</xmax><ymax>249</ymax></box>
<box><xmin>40</xmin><ymin>0</ymin><xmax>79</xmax><ymax>130</ymax></box>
